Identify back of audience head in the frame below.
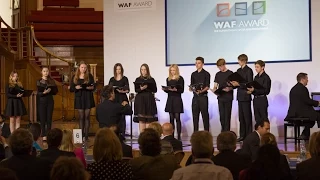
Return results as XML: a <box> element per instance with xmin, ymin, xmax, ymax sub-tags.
<box><xmin>9</xmin><ymin>128</ymin><xmax>33</xmax><ymax>156</ymax></box>
<box><xmin>191</xmin><ymin>131</ymin><xmax>213</xmax><ymax>159</ymax></box>
<box><xmin>93</xmin><ymin>128</ymin><xmax>122</xmax><ymax>162</ymax></box>
<box><xmin>148</xmin><ymin>122</ymin><xmax>163</xmax><ymax>137</ymax></box>
<box><xmin>0</xmin><ymin>168</ymin><xmax>18</xmax><ymax>180</ymax></box>
<box><xmin>60</xmin><ymin>129</ymin><xmax>75</xmax><ymax>152</ymax></box>
<box><xmin>260</xmin><ymin>132</ymin><xmax>277</xmax><ymax>146</ymax></box>
<box><xmin>254</xmin><ymin>119</ymin><xmax>270</xmax><ymax>136</ymax></box>
<box><xmin>51</xmin><ymin>157</ymin><xmax>89</xmax><ymax>180</ymax></box>
<box><xmin>47</xmin><ymin>128</ymin><xmax>63</xmax><ymax>148</ymax></box>
<box><xmin>309</xmin><ymin>131</ymin><xmax>320</xmax><ymax>158</ymax></box>
<box><xmin>257</xmin><ymin>144</ymin><xmax>280</xmax><ymax>166</ymax></box>
<box><xmin>29</xmin><ymin>123</ymin><xmax>41</xmax><ymax>141</ymax></box>
<box><xmin>162</xmin><ymin>123</ymin><xmax>174</xmax><ymax>136</ymax></box>
<box><xmin>217</xmin><ymin>131</ymin><xmax>236</xmax><ymax>152</ymax></box>
<box><xmin>138</xmin><ymin>128</ymin><xmax>161</xmax><ymax>156</ymax></box>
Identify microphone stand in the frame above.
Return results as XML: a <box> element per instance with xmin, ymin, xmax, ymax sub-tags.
<box><xmin>129</xmin><ymin>93</ymin><xmax>135</xmax><ymax>140</ymax></box>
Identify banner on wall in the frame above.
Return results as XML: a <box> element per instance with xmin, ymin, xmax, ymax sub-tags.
<box><xmin>114</xmin><ymin>0</ymin><xmax>156</xmax><ymax>12</ymax></box>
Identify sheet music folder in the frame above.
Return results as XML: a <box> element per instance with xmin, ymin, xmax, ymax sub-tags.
<box><xmin>246</xmin><ymin>81</ymin><xmax>264</xmax><ymax>89</ymax></box>
<box><xmin>228</xmin><ymin>72</ymin><xmax>246</xmax><ymax>83</ymax></box>
<box><xmin>134</xmin><ymin>81</ymin><xmax>156</xmax><ymax>92</ymax></box>
<box><xmin>162</xmin><ymin>84</ymin><xmax>182</xmax><ymax>91</ymax></box>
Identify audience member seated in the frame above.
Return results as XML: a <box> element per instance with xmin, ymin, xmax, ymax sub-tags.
<box><xmin>296</xmin><ymin>131</ymin><xmax>320</xmax><ymax>180</ymax></box>
<box><xmin>39</xmin><ymin>128</ymin><xmax>75</xmax><ymax>167</ymax></box>
<box><xmin>113</xmin><ymin>126</ymin><xmax>133</xmax><ymax>158</ymax></box>
<box><xmin>130</xmin><ymin>128</ymin><xmax>179</xmax><ymax>180</ymax></box>
<box><xmin>239</xmin><ymin>144</ymin><xmax>288</xmax><ymax>180</ymax></box>
<box><xmin>260</xmin><ymin>132</ymin><xmax>292</xmax><ymax>179</ymax></box>
<box><xmin>162</xmin><ymin>122</ymin><xmax>183</xmax><ymax>152</ymax></box>
<box><xmin>0</xmin><ymin>135</ymin><xmax>10</xmax><ymax>160</ymax></box>
<box><xmin>0</xmin><ymin>114</ymin><xmax>10</xmax><ymax>138</ymax></box>
<box><xmin>29</xmin><ymin>123</ymin><xmax>43</xmax><ymax>152</ymax></box>
<box><xmin>87</xmin><ymin>128</ymin><xmax>133</xmax><ymax>180</ymax></box>
<box><xmin>241</xmin><ymin>119</ymin><xmax>270</xmax><ymax>161</ymax></box>
<box><xmin>148</xmin><ymin>122</ymin><xmax>174</xmax><ymax>155</ymax></box>
<box><xmin>213</xmin><ymin>131</ymin><xmax>251</xmax><ymax>180</ymax></box>
<box><xmin>51</xmin><ymin>157</ymin><xmax>90</xmax><ymax>180</ymax></box>
<box><xmin>0</xmin><ymin>129</ymin><xmax>51</xmax><ymax>180</ymax></box>
<box><xmin>171</xmin><ymin>131</ymin><xmax>232</xmax><ymax>180</ymax></box>
<box><xmin>0</xmin><ymin>168</ymin><xmax>18</xmax><ymax>180</ymax></box>
<box><xmin>60</xmin><ymin>129</ymin><xmax>86</xmax><ymax>167</ymax></box>
<box><xmin>286</xmin><ymin>73</ymin><xmax>320</xmax><ymax>139</ymax></box>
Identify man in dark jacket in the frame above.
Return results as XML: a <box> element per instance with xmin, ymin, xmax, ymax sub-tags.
<box><xmin>286</xmin><ymin>72</ymin><xmax>320</xmax><ymax>139</ymax></box>
<box><xmin>162</xmin><ymin>122</ymin><xmax>183</xmax><ymax>152</ymax></box>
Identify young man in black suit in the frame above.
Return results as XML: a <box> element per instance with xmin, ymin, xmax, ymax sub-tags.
<box><xmin>39</xmin><ymin>128</ymin><xmax>75</xmax><ymax>167</ymax></box>
<box><xmin>0</xmin><ymin>129</ymin><xmax>51</xmax><ymax>180</ymax></box>
<box><xmin>247</xmin><ymin>60</ymin><xmax>271</xmax><ymax>124</ymax></box>
<box><xmin>212</xmin><ymin>58</ymin><xmax>234</xmax><ymax>132</ymax></box>
<box><xmin>286</xmin><ymin>73</ymin><xmax>320</xmax><ymax>139</ymax></box>
<box><xmin>213</xmin><ymin>131</ymin><xmax>251</xmax><ymax>180</ymax></box>
<box><xmin>241</xmin><ymin>119</ymin><xmax>270</xmax><ymax>161</ymax></box>
<box><xmin>230</xmin><ymin>54</ymin><xmax>253</xmax><ymax>141</ymax></box>
<box><xmin>190</xmin><ymin>57</ymin><xmax>211</xmax><ymax>132</ymax></box>
<box><xmin>162</xmin><ymin>122</ymin><xmax>183</xmax><ymax>152</ymax></box>
<box><xmin>0</xmin><ymin>114</ymin><xmax>11</xmax><ymax>138</ymax></box>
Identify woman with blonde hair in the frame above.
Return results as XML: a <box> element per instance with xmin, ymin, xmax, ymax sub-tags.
<box><xmin>60</xmin><ymin>130</ymin><xmax>86</xmax><ymax>167</ymax></box>
<box><xmin>5</xmin><ymin>70</ymin><xmax>27</xmax><ymax>133</ymax></box>
<box><xmin>87</xmin><ymin>128</ymin><xmax>132</xmax><ymax>180</ymax></box>
<box><xmin>133</xmin><ymin>63</ymin><xmax>158</xmax><ymax>132</ymax></box>
<box><xmin>70</xmin><ymin>61</ymin><xmax>95</xmax><ymax>140</ymax></box>
<box><xmin>162</xmin><ymin>64</ymin><xmax>184</xmax><ymax>140</ymax></box>
<box><xmin>148</xmin><ymin>122</ymin><xmax>173</xmax><ymax>155</ymax></box>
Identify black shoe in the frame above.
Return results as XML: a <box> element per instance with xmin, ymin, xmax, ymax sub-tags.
<box><xmin>237</xmin><ymin>137</ymin><xmax>244</xmax><ymax>142</ymax></box>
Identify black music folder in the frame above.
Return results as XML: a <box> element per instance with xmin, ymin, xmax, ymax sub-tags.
<box><xmin>22</xmin><ymin>90</ymin><xmax>33</xmax><ymax>97</ymax></box>
<box><xmin>113</xmin><ymin>85</ymin><xmax>129</xmax><ymax>91</ymax></box>
<box><xmin>228</xmin><ymin>72</ymin><xmax>246</xmax><ymax>83</ymax></box>
<box><xmin>134</xmin><ymin>81</ymin><xmax>156</xmax><ymax>92</ymax></box>
<box><xmin>162</xmin><ymin>84</ymin><xmax>182</xmax><ymax>91</ymax></box>
<box><xmin>10</xmin><ymin>87</ymin><xmax>25</xmax><ymax>95</ymax></box>
<box><xmin>246</xmin><ymin>81</ymin><xmax>264</xmax><ymax>89</ymax></box>
<box><xmin>213</xmin><ymin>87</ymin><xmax>225</xmax><ymax>95</ymax></box>
<box><xmin>81</xmin><ymin>83</ymin><xmax>95</xmax><ymax>89</ymax></box>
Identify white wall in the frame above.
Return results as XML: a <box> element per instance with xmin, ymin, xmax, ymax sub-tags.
<box><xmin>104</xmin><ymin>0</ymin><xmax>320</xmax><ymax>137</ymax></box>
<box><xmin>0</xmin><ymin>0</ymin><xmax>12</xmax><ymax>26</ymax></box>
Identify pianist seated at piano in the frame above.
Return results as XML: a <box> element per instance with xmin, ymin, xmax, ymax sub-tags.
<box><xmin>96</xmin><ymin>85</ymin><xmax>133</xmax><ymax>128</ymax></box>
<box><xmin>286</xmin><ymin>73</ymin><xmax>320</xmax><ymax>139</ymax></box>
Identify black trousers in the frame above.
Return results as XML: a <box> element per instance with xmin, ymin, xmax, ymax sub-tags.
<box><xmin>238</xmin><ymin>101</ymin><xmax>252</xmax><ymax>138</ymax></box>
<box><xmin>253</xmin><ymin>96</ymin><xmax>268</xmax><ymax>123</ymax></box>
<box><xmin>38</xmin><ymin>96</ymin><xmax>54</xmax><ymax>137</ymax></box>
<box><xmin>192</xmin><ymin>95</ymin><xmax>209</xmax><ymax>132</ymax></box>
<box><xmin>218</xmin><ymin>100</ymin><xmax>232</xmax><ymax>132</ymax></box>
<box><xmin>118</xmin><ymin>115</ymin><xmax>126</xmax><ymax>136</ymax></box>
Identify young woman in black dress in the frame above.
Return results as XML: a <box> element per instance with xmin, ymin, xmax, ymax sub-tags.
<box><xmin>70</xmin><ymin>61</ymin><xmax>95</xmax><ymax>140</ymax></box>
<box><xmin>37</xmin><ymin>67</ymin><xmax>58</xmax><ymax>138</ymax></box>
<box><xmin>5</xmin><ymin>71</ymin><xmax>27</xmax><ymax>133</ymax></box>
<box><xmin>108</xmin><ymin>63</ymin><xmax>129</xmax><ymax>137</ymax></box>
<box><xmin>134</xmin><ymin>64</ymin><xmax>157</xmax><ymax>132</ymax></box>
<box><xmin>162</xmin><ymin>64</ymin><xmax>184</xmax><ymax>140</ymax></box>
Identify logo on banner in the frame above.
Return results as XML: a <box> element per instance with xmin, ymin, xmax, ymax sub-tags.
<box><xmin>115</xmin><ymin>0</ymin><xmax>156</xmax><ymax>12</ymax></box>
<box><xmin>214</xmin><ymin>1</ymin><xmax>268</xmax><ymax>32</ymax></box>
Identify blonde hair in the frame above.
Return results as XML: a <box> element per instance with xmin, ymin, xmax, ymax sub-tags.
<box><xmin>309</xmin><ymin>131</ymin><xmax>320</xmax><ymax>157</ymax></box>
<box><xmin>59</xmin><ymin>130</ymin><xmax>75</xmax><ymax>152</ymax></box>
<box><xmin>216</xmin><ymin>58</ymin><xmax>226</xmax><ymax>66</ymax></box>
<box><xmin>168</xmin><ymin>64</ymin><xmax>180</xmax><ymax>81</ymax></box>
<box><xmin>191</xmin><ymin>131</ymin><xmax>213</xmax><ymax>158</ymax></box>
<box><xmin>73</xmin><ymin>61</ymin><xmax>89</xmax><ymax>84</ymax></box>
<box><xmin>8</xmin><ymin>70</ymin><xmax>23</xmax><ymax>88</ymax></box>
<box><xmin>148</xmin><ymin>122</ymin><xmax>163</xmax><ymax>137</ymax></box>
<box><xmin>260</xmin><ymin>132</ymin><xmax>277</xmax><ymax>146</ymax></box>
<box><xmin>93</xmin><ymin>128</ymin><xmax>122</xmax><ymax>162</ymax></box>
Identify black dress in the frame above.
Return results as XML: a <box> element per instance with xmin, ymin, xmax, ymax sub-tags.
<box><xmin>133</xmin><ymin>77</ymin><xmax>158</xmax><ymax>123</ymax></box>
<box><xmin>70</xmin><ymin>74</ymin><xmax>96</xmax><ymax>109</ymax></box>
<box><xmin>108</xmin><ymin>76</ymin><xmax>129</xmax><ymax>103</ymax></box>
<box><xmin>5</xmin><ymin>84</ymin><xmax>27</xmax><ymax>117</ymax></box>
<box><xmin>164</xmin><ymin>76</ymin><xmax>184</xmax><ymax>113</ymax></box>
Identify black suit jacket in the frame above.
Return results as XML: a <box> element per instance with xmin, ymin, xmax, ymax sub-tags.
<box><xmin>163</xmin><ymin>135</ymin><xmax>183</xmax><ymax>152</ymax></box>
<box><xmin>296</xmin><ymin>157</ymin><xmax>320</xmax><ymax>180</ymax></box>
<box><xmin>286</xmin><ymin>82</ymin><xmax>319</xmax><ymax>120</ymax></box>
<box><xmin>0</xmin><ymin>155</ymin><xmax>51</xmax><ymax>180</ymax></box>
<box><xmin>39</xmin><ymin>147</ymin><xmax>75</xmax><ymax>167</ymax></box>
<box><xmin>96</xmin><ymin>99</ymin><xmax>133</xmax><ymax>128</ymax></box>
<box><xmin>241</xmin><ymin>131</ymin><xmax>260</xmax><ymax>161</ymax></box>
<box><xmin>213</xmin><ymin>150</ymin><xmax>251</xmax><ymax>180</ymax></box>
<box><xmin>0</xmin><ymin>123</ymin><xmax>11</xmax><ymax>138</ymax></box>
